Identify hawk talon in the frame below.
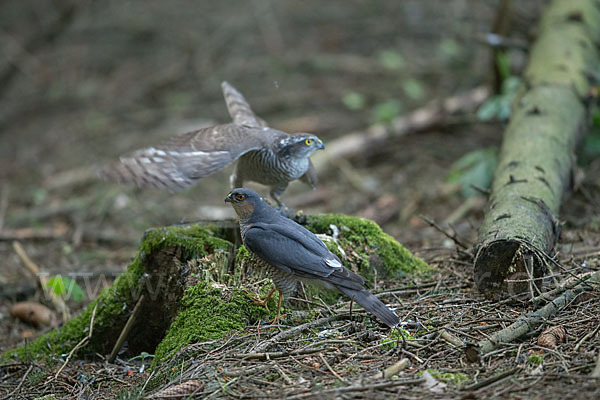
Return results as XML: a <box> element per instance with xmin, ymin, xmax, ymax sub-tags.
<box><xmin>244</xmin><ymin>288</ymin><xmax>277</xmax><ymax>312</ymax></box>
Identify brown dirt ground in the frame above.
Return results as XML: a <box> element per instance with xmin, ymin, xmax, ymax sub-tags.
<box><xmin>1</xmin><ymin>0</ymin><xmax>599</xmax><ymax>399</ymax></box>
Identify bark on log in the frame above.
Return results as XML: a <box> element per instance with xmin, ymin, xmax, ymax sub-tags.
<box><xmin>474</xmin><ymin>0</ymin><xmax>600</xmax><ymax>299</ymax></box>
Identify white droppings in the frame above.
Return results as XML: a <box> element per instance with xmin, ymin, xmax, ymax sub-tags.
<box><xmin>152</xmin><ymin>157</ymin><xmax>165</xmax><ymax>163</ymax></box>
<box><xmin>263</xmin><ymin>126</ymin><xmax>269</xmax><ymax>131</ymax></box>
<box><xmin>140</xmin><ymin>157</ymin><xmax>151</xmax><ymax>164</ymax></box>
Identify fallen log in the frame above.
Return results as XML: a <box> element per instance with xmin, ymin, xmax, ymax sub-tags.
<box><xmin>474</xmin><ymin>0</ymin><xmax>600</xmax><ymax>299</ymax></box>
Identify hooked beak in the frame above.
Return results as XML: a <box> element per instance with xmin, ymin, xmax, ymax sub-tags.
<box><xmin>224</xmin><ymin>193</ymin><xmax>233</xmax><ymax>203</ymax></box>
<box><xmin>317</xmin><ymin>139</ymin><xmax>325</xmax><ymax>150</ymax></box>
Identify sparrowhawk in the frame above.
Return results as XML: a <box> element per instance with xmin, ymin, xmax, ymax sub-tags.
<box><xmin>100</xmin><ymin>82</ymin><xmax>324</xmax><ymax>207</ymax></box>
<box><xmin>225</xmin><ymin>188</ymin><xmax>399</xmax><ymax>328</ymax></box>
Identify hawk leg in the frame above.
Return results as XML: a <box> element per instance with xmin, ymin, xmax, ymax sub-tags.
<box><xmin>271</xmin><ymin>291</ymin><xmax>284</xmax><ymax>325</ymax></box>
<box><xmin>270</xmin><ymin>183</ymin><xmax>288</xmax><ymax>208</ymax></box>
<box><xmin>245</xmin><ymin>287</ymin><xmax>277</xmax><ymax>312</ymax></box>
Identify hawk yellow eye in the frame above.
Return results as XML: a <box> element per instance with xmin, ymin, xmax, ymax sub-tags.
<box><xmin>235</xmin><ymin>193</ymin><xmax>245</xmax><ymax>201</ymax></box>
<box><xmin>305</xmin><ymin>139</ymin><xmax>313</xmax><ymax>146</ymax></box>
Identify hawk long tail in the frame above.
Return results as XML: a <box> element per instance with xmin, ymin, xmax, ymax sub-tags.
<box><xmin>337</xmin><ymin>286</ymin><xmax>399</xmax><ymax>328</ymax></box>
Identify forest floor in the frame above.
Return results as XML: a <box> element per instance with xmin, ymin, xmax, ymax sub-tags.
<box><xmin>1</xmin><ymin>1</ymin><xmax>599</xmax><ymax>398</ymax></box>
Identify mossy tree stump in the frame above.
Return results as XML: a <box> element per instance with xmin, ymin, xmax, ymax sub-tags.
<box><xmin>4</xmin><ymin>214</ymin><xmax>428</xmax><ymax>364</ymax></box>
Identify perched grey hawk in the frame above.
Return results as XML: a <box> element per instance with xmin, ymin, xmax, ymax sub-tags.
<box><xmin>100</xmin><ymin>82</ymin><xmax>324</xmax><ymax>207</ymax></box>
<box><xmin>225</xmin><ymin>188</ymin><xmax>399</xmax><ymax>328</ymax></box>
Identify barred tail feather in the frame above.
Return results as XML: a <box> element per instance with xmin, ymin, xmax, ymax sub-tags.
<box><xmin>337</xmin><ymin>286</ymin><xmax>399</xmax><ymax>328</ymax></box>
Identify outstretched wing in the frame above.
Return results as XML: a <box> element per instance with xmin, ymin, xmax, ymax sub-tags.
<box><xmin>99</xmin><ymin>123</ymin><xmax>269</xmax><ymax>191</ymax></box>
<box><xmin>221</xmin><ymin>81</ymin><xmax>267</xmax><ymax>128</ymax></box>
<box><xmin>244</xmin><ymin>222</ymin><xmax>365</xmax><ymax>290</ymax></box>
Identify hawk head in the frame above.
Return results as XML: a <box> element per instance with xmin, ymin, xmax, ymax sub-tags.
<box><xmin>225</xmin><ymin>188</ymin><xmax>266</xmax><ymax>220</ymax></box>
<box><xmin>275</xmin><ymin>134</ymin><xmax>324</xmax><ymax>159</ymax></box>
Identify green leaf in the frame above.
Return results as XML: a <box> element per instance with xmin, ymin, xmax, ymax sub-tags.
<box><xmin>46</xmin><ymin>276</ymin><xmax>85</xmax><ymax>302</ymax></box>
<box><xmin>591</xmin><ymin>105</ymin><xmax>600</xmax><ymax>126</ymax></box>
<box><xmin>502</xmin><ymin>76</ymin><xmax>521</xmax><ymax>94</ymax></box>
<box><xmin>438</xmin><ymin>38</ymin><xmax>460</xmax><ymax>61</ymax></box>
<box><xmin>583</xmin><ymin>128</ymin><xmax>600</xmax><ymax>157</ymax></box>
<box><xmin>495</xmin><ymin>51</ymin><xmax>511</xmax><ymax>80</ymax></box>
<box><xmin>476</xmin><ymin>97</ymin><xmax>502</xmax><ymax>121</ymax></box>
<box><xmin>371</xmin><ymin>99</ymin><xmax>402</xmax><ymax>124</ymax></box>
<box><xmin>402</xmin><ymin>79</ymin><xmax>425</xmax><ymax>100</ymax></box>
<box><xmin>476</xmin><ymin>76</ymin><xmax>521</xmax><ymax>121</ymax></box>
<box><xmin>341</xmin><ymin>91</ymin><xmax>366</xmax><ymax>110</ymax></box>
<box><xmin>447</xmin><ymin>147</ymin><xmax>498</xmax><ymax>198</ymax></box>
<box><xmin>46</xmin><ymin>277</ymin><xmax>66</xmax><ymax>296</ymax></box>
<box><xmin>129</xmin><ymin>352</ymin><xmax>155</xmax><ymax>362</ymax></box>
<box><xmin>32</xmin><ymin>188</ymin><xmax>47</xmax><ymax>206</ymax></box>
<box><xmin>378</xmin><ymin>50</ymin><xmax>405</xmax><ymax>70</ymax></box>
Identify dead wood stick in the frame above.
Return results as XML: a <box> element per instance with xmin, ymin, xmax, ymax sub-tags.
<box><xmin>466</xmin><ymin>270</ymin><xmax>600</xmax><ymax>361</ymax></box>
<box><xmin>0</xmin><ymin>226</ymin><xmax>137</xmax><ymax>245</ymax></box>
<box><xmin>372</xmin><ymin>358</ymin><xmax>410</xmax><ymax>379</ymax></box>
<box><xmin>311</xmin><ymin>86</ymin><xmax>489</xmax><ymax>168</ymax></box>
<box><xmin>287</xmin><ymin>378</ymin><xmax>425</xmax><ymax>399</ymax></box>
<box><xmin>319</xmin><ymin>352</ymin><xmax>347</xmax><ymax>383</ymax></box>
<box><xmin>12</xmin><ymin>241</ymin><xmax>71</xmax><ymax>322</ymax></box>
<box><xmin>418</xmin><ymin>214</ymin><xmax>471</xmax><ymax>250</ymax></box>
<box><xmin>439</xmin><ymin>329</ymin><xmax>465</xmax><ymax>348</ymax></box>
<box><xmin>252</xmin><ymin>314</ymin><xmax>348</xmax><ymax>352</ymax></box>
<box><xmin>574</xmin><ymin>323</ymin><xmax>600</xmax><ymax>352</ymax></box>
<box><xmin>6</xmin><ymin>364</ymin><xmax>33</xmax><ymax>398</ymax></box>
<box><xmin>462</xmin><ymin>367</ymin><xmax>520</xmax><ymax>391</ymax></box>
<box><xmin>1</xmin><ymin>226</ymin><xmax>69</xmax><ymax>241</ymax></box>
<box><xmin>592</xmin><ymin>352</ymin><xmax>600</xmax><ymax>378</ymax></box>
<box><xmin>233</xmin><ymin>348</ymin><xmax>322</xmax><ymax>360</ymax></box>
<box><xmin>107</xmin><ymin>294</ymin><xmax>145</xmax><ymax>363</ymax></box>
<box><xmin>532</xmin><ymin>271</ymin><xmax>597</xmax><ymax>305</ymax></box>
<box><xmin>52</xmin><ymin>301</ymin><xmax>98</xmax><ymax>381</ymax></box>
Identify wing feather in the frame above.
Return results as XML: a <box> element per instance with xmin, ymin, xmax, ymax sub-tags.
<box><xmin>221</xmin><ymin>81</ymin><xmax>267</xmax><ymax>128</ymax></box>
<box><xmin>244</xmin><ymin>222</ymin><xmax>365</xmax><ymax>290</ymax></box>
<box><xmin>99</xmin><ymin>123</ymin><xmax>270</xmax><ymax>191</ymax></box>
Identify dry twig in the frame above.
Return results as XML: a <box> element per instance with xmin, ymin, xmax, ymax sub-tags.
<box><xmin>52</xmin><ymin>302</ymin><xmax>98</xmax><ymax>381</ymax></box>
<box><xmin>467</xmin><ymin>270</ymin><xmax>600</xmax><ymax>361</ymax></box>
<box><xmin>12</xmin><ymin>241</ymin><xmax>71</xmax><ymax>322</ymax></box>
<box><xmin>108</xmin><ymin>294</ymin><xmax>146</xmax><ymax>363</ymax></box>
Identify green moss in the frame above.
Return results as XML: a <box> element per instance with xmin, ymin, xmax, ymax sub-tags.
<box><xmin>305</xmin><ymin>214</ymin><xmax>431</xmax><ymax>280</ymax></box>
<box><xmin>153</xmin><ymin>281</ymin><xmax>268</xmax><ymax>363</ymax></box>
<box><xmin>419</xmin><ymin>369</ymin><xmax>469</xmax><ymax>386</ymax></box>
<box><xmin>380</xmin><ymin>328</ymin><xmax>414</xmax><ymax>349</ymax></box>
<box><xmin>3</xmin><ymin>224</ymin><xmax>230</xmax><ymax>362</ymax></box>
<box><xmin>528</xmin><ymin>354</ymin><xmax>543</xmax><ymax>365</ymax></box>
<box><xmin>138</xmin><ymin>224</ymin><xmax>232</xmax><ymax>258</ymax></box>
